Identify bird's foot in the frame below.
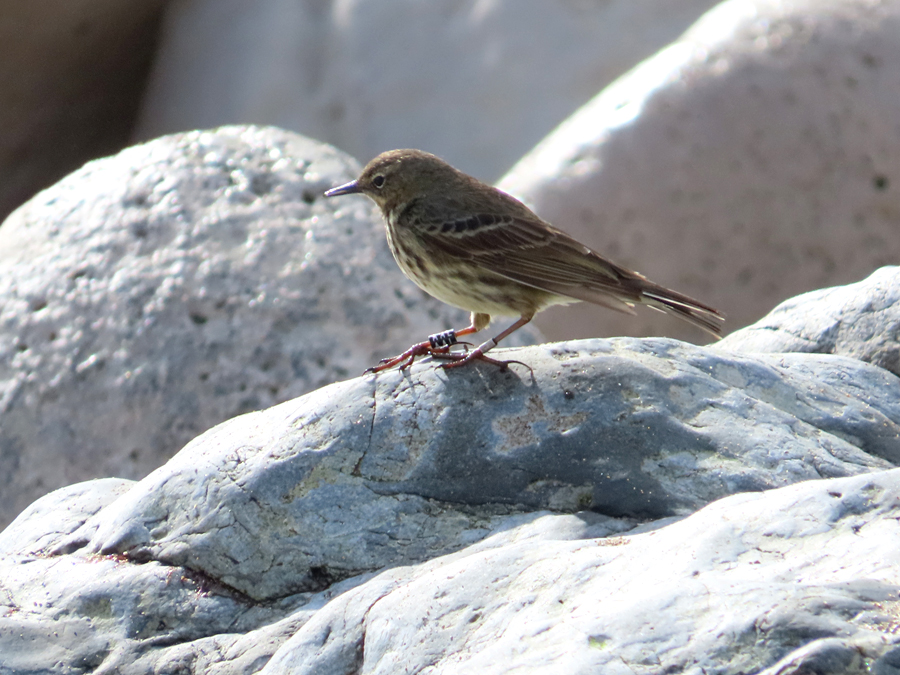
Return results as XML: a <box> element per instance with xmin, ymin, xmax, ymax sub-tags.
<box><xmin>432</xmin><ymin>348</ymin><xmax>532</xmax><ymax>373</ymax></box>
<box><xmin>365</xmin><ymin>329</ymin><xmax>469</xmax><ymax>373</ymax></box>
<box><xmin>364</xmin><ymin>340</ymin><xmax>448</xmax><ymax>373</ymax></box>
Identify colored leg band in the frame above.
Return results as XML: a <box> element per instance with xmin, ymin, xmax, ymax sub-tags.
<box><xmin>429</xmin><ymin>330</ymin><xmax>458</xmax><ymax>349</ymax></box>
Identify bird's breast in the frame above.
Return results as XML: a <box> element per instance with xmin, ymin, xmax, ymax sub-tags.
<box><xmin>382</xmin><ymin>215</ymin><xmax>560</xmax><ymax>317</ymax></box>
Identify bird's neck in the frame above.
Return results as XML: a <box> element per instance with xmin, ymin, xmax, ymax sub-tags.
<box><xmin>384</xmin><ymin>197</ymin><xmax>419</xmax><ymax>228</ymax></box>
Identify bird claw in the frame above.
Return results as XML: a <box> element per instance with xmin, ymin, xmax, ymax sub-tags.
<box><xmin>364</xmin><ymin>341</ymin><xmax>452</xmax><ymax>374</ymax></box>
<box><xmin>365</xmin><ymin>340</ymin><xmax>531</xmax><ymax>374</ymax></box>
<box><xmin>432</xmin><ymin>349</ymin><xmax>532</xmax><ymax>373</ymax></box>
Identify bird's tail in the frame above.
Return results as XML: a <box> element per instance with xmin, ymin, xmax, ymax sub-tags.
<box><xmin>640</xmin><ymin>284</ymin><xmax>725</xmax><ymax>338</ymax></box>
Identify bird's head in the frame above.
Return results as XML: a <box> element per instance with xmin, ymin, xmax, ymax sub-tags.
<box><xmin>324</xmin><ymin>149</ymin><xmax>462</xmax><ymax>213</ymax></box>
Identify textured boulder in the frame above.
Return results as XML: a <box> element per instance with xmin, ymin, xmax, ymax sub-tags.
<box><xmin>0</xmin><ymin>355</ymin><xmax>898</xmax><ymax>670</ymax></box>
<box><xmin>499</xmin><ymin>0</ymin><xmax>900</xmax><ymax>343</ymax></box>
<box><xmin>61</xmin><ymin>339</ymin><xmax>899</xmax><ymax>603</ymax></box>
<box><xmin>718</xmin><ymin>265</ymin><xmax>900</xmax><ymax>377</ymax></box>
<box><xmin>261</xmin><ymin>470</ymin><xmax>900</xmax><ymax>675</ymax></box>
<box><xmin>2</xmin><ymin>268</ymin><xmax>900</xmax><ymax>671</ymax></box>
<box><xmin>135</xmin><ymin>0</ymin><xmax>720</xmax><ymax>181</ymax></box>
<box><xmin>0</xmin><ymin>125</ymin><xmax>537</xmax><ymax>529</ymax></box>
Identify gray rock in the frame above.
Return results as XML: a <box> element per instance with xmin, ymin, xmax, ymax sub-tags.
<box><xmin>4</xmin><ymin>455</ymin><xmax>900</xmax><ymax>672</ymax></box>
<box><xmin>3</xmin><ymin>258</ymin><xmax>900</xmax><ymax>672</ymax></box>
<box><xmin>499</xmin><ymin>0</ymin><xmax>900</xmax><ymax>344</ymax></box>
<box><xmin>262</xmin><ymin>469</ymin><xmax>900</xmax><ymax>675</ymax></box>
<box><xmin>0</xmin><ymin>477</ymin><xmax>133</xmax><ymax>556</ymax></box>
<box><xmin>0</xmin><ymin>481</ymin><xmax>623</xmax><ymax>674</ymax></box>
<box><xmin>755</xmin><ymin>638</ymin><xmax>869</xmax><ymax>675</ymax></box>
<box><xmin>0</xmin><ymin>546</ymin><xmax>318</xmax><ymax>674</ymax></box>
<box><xmin>135</xmin><ymin>0</ymin><xmax>720</xmax><ymax>182</ymax></box>
<box><xmin>874</xmin><ymin>644</ymin><xmax>900</xmax><ymax>675</ymax></box>
<box><xmin>59</xmin><ymin>338</ymin><xmax>900</xmax><ymax>605</ymax></box>
<box><xmin>718</xmin><ymin>265</ymin><xmax>900</xmax><ymax>377</ymax></box>
<box><xmin>0</xmin><ymin>125</ymin><xmax>538</xmax><ymax>529</ymax></box>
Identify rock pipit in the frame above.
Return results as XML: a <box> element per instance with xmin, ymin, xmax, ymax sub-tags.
<box><xmin>325</xmin><ymin>149</ymin><xmax>723</xmax><ymax>372</ymax></box>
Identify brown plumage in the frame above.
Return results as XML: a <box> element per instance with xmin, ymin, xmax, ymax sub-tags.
<box><xmin>325</xmin><ymin>149</ymin><xmax>724</xmax><ymax>372</ymax></box>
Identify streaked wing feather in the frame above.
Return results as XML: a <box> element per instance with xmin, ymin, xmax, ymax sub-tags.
<box><xmin>419</xmin><ymin>214</ymin><xmax>621</xmax><ymax>284</ymax></box>
<box><xmin>480</xmin><ymin>248</ymin><xmax>628</xmax><ymax>288</ymax></box>
<box><xmin>421</xmin><ymin>214</ymin><xmax>644</xmax><ymax>298</ymax></box>
<box><xmin>493</xmin><ymin>272</ymin><xmax>639</xmax><ymax>314</ymax></box>
<box><xmin>417</xmin><ymin>211</ymin><xmax>724</xmax><ymax>336</ymax></box>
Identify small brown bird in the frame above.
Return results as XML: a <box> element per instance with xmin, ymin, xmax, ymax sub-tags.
<box><xmin>325</xmin><ymin>149</ymin><xmax>723</xmax><ymax>372</ymax></box>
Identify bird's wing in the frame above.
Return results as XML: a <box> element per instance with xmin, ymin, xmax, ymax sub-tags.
<box><xmin>419</xmin><ymin>213</ymin><xmax>637</xmax><ymax>296</ymax></box>
<box><xmin>417</xmin><ymin>212</ymin><xmax>724</xmax><ymax>334</ymax></box>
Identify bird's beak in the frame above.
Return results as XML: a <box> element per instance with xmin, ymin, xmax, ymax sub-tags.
<box><xmin>324</xmin><ymin>180</ymin><xmax>362</xmax><ymax>197</ymax></box>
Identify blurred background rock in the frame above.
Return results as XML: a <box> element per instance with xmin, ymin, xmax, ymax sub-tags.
<box><xmin>1</xmin><ymin>0</ymin><xmax>721</xmax><ymax>224</ymax></box>
<box><xmin>132</xmin><ymin>0</ymin><xmax>723</xmax><ymax>183</ymax></box>
<box><xmin>3</xmin><ymin>1</ymin><xmax>900</xmax><ymax>493</ymax></box>
<box><xmin>0</xmin><ymin>0</ymin><xmax>168</xmax><ymax>224</ymax></box>
<box><xmin>5</xmin><ymin>0</ymin><xmax>899</xmax><ymax>344</ymax></box>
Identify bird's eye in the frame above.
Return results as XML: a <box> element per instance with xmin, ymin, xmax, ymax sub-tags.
<box><xmin>372</xmin><ymin>175</ymin><xmax>385</xmax><ymax>189</ymax></box>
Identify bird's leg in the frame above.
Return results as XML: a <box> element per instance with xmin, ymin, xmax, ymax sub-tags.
<box><xmin>364</xmin><ymin>314</ymin><xmax>489</xmax><ymax>374</ymax></box>
<box><xmin>438</xmin><ymin>314</ymin><xmax>534</xmax><ymax>370</ymax></box>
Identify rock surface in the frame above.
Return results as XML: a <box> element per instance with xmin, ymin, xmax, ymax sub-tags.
<box><xmin>135</xmin><ymin>0</ymin><xmax>720</xmax><ymax>181</ymax></box>
<box><xmin>500</xmin><ymin>0</ymin><xmax>900</xmax><ymax>344</ymax></box>
<box><xmin>59</xmin><ymin>338</ymin><xmax>899</xmax><ymax>602</ymax></box>
<box><xmin>1</xmin><ymin>264</ymin><xmax>900</xmax><ymax>672</ymax></box>
<box><xmin>260</xmin><ymin>469</ymin><xmax>900</xmax><ymax>675</ymax></box>
<box><xmin>8</xmin><ymin>469</ymin><xmax>900</xmax><ymax>673</ymax></box>
<box><xmin>718</xmin><ymin>265</ymin><xmax>900</xmax><ymax>377</ymax></box>
<box><xmin>0</xmin><ymin>0</ymin><xmax>167</xmax><ymax>222</ymax></box>
<box><xmin>4</xmin><ymin>1</ymin><xmax>900</xmax><ymax>670</ymax></box>
<box><xmin>0</xmin><ymin>125</ymin><xmax>537</xmax><ymax>529</ymax></box>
